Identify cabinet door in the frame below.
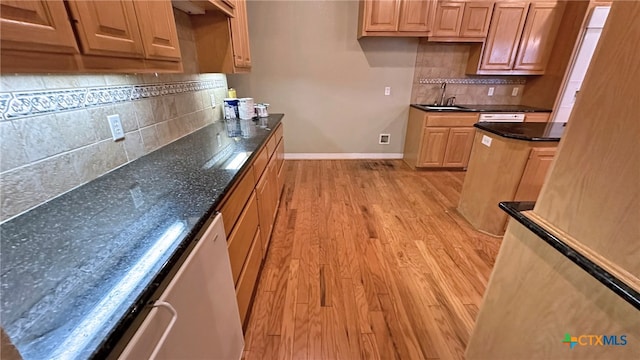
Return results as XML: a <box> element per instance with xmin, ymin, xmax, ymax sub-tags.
<box><xmin>132</xmin><ymin>0</ymin><xmax>181</xmax><ymax>61</ymax></box>
<box><xmin>0</xmin><ymin>0</ymin><xmax>78</xmax><ymax>54</ymax></box>
<box><xmin>443</xmin><ymin>127</ymin><xmax>475</xmax><ymax>167</ymax></box>
<box><xmin>460</xmin><ymin>2</ymin><xmax>494</xmax><ymax>38</ymax></box>
<box><xmin>417</xmin><ymin>127</ymin><xmax>449</xmax><ymax>167</ymax></box>
<box><xmin>513</xmin><ymin>1</ymin><xmax>565</xmax><ymax>72</ymax></box>
<box><xmin>120</xmin><ymin>215</ymin><xmax>244</xmax><ymax>360</ymax></box>
<box><xmin>398</xmin><ymin>0</ymin><xmax>437</xmax><ymax>33</ymax></box>
<box><xmin>513</xmin><ymin>147</ymin><xmax>557</xmax><ymax>201</ymax></box>
<box><xmin>432</xmin><ymin>1</ymin><xmax>465</xmax><ymax>37</ymax></box>
<box><xmin>255</xmin><ymin>158</ymin><xmax>278</xmax><ymax>257</ymax></box>
<box><xmin>230</xmin><ymin>0</ymin><xmax>249</xmax><ymax>68</ymax></box>
<box><xmin>363</xmin><ymin>0</ymin><xmax>401</xmax><ymax>32</ymax></box>
<box><xmin>480</xmin><ymin>2</ymin><xmax>529</xmax><ymax>70</ymax></box>
<box><xmin>67</xmin><ymin>0</ymin><xmax>144</xmax><ymax>58</ymax></box>
<box><xmin>239</xmin><ymin>0</ymin><xmax>252</xmax><ymax>67</ymax></box>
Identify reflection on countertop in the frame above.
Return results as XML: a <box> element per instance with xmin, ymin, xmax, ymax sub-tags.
<box><xmin>474</xmin><ymin>121</ymin><xmax>566</xmax><ymax>141</ymax></box>
<box><xmin>0</xmin><ymin>114</ymin><xmax>284</xmax><ymax>359</ymax></box>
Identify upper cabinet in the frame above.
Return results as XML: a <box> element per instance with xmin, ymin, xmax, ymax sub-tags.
<box><xmin>67</xmin><ymin>1</ymin><xmax>145</xmax><ymax>58</ymax></box>
<box><xmin>0</xmin><ymin>0</ymin><xmax>79</xmax><ymax>54</ymax></box>
<box><xmin>430</xmin><ymin>1</ymin><xmax>494</xmax><ymax>41</ymax></box>
<box><xmin>133</xmin><ymin>1</ymin><xmax>182</xmax><ymax>61</ymax></box>
<box><xmin>0</xmin><ymin>0</ymin><xmax>182</xmax><ymax>73</ymax></box>
<box><xmin>467</xmin><ymin>1</ymin><xmax>566</xmax><ymax>75</ymax></box>
<box><xmin>191</xmin><ymin>0</ymin><xmax>252</xmax><ymax>73</ymax></box>
<box><xmin>358</xmin><ymin>0</ymin><xmax>437</xmax><ymax>37</ymax></box>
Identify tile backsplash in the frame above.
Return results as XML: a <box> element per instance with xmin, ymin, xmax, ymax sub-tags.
<box><xmin>0</xmin><ymin>9</ymin><xmax>229</xmax><ymax>223</ymax></box>
<box><xmin>412</xmin><ymin>40</ymin><xmax>527</xmax><ymax>105</ymax></box>
<box><xmin>0</xmin><ymin>74</ymin><xmax>228</xmax><ymax>223</ymax></box>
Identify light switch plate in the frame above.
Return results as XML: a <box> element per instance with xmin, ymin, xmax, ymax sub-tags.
<box><xmin>481</xmin><ymin>135</ymin><xmax>492</xmax><ymax>147</ymax></box>
<box><xmin>107</xmin><ymin>114</ymin><xmax>125</xmax><ymax>141</ymax></box>
<box><xmin>210</xmin><ymin>94</ymin><xmax>216</xmax><ymax>107</ymax></box>
<box><xmin>512</xmin><ymin>87</ymin><xmax>519</xmax><ymax>96</ymax></box>
<box><xmin>488</xmin><ymin>87</ymin><xmax>495</xmax><ymax>96</ymax></box>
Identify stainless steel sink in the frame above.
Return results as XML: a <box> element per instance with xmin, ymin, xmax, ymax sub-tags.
<box><xmin>420</xmin><ymin>105</ymin><xmax>472</xmax><ymax>111</ymax></box>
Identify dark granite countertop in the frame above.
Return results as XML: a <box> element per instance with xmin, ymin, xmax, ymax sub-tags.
<box><xmin>500</xmin><ymin>202</ymin><xmax>640</xmax><ymax>311</ymax></box>
<box><xmin>410</xmin><ymin>104</ymin><xmax>552</xmax><ymax>113</ymax></box>
<box><xmin>474</xmin><ymin>121</ymin><xmax>565</xmax><ymax>141</ymax></box>
<box><xmin>0</xmin><ymin>114</ymin><xmax>284</xmax><ymax>359</ymax></box>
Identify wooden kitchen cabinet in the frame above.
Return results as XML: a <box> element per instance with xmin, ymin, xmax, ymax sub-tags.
<box><xmin>467</xmin><ymin>1</ymin><xmax>566</xmax><ymax>75</ymax></box>
<box><xmin>513</xmin><ymin>147</ymin><xmax>557</xmax><ymax>201</ymax></box>
<box><xmin>418</xmin><ymin>127</ymin><xmax>450</xmax><ymax>167</ymax></box>
<box><xmin>432</xmin><ymin>2</ymin><xmax>465</xmax><ymax>37</ymax></box>
<box><xmin>132</xmin><ymin>0</ymin><xmax>182</xmax><ymax>61</ymax></box>
<box><xmin>429</xmin><ymin>1</ymin><xmax>493</xmax><ymax>41</ymax></box>
<box><xmin>191</xmin><ymin>0</ymin><xmax>252</xmax><ymax>73</ymax></box>
<box><xmin>524</xmin><ymin>112</ymin><xmax>550</xmax><ymax>122</ymax></box>
<box><xmin>358</xmin><ymin>0</ymin><xmax>437</xmax><ymax>37</ymax></box>
<box><xmin>67</xmin><ymin>1</ymin><xmax>145</xmax><ymax>58</ymax></box>
<box><xmin>404</xmin><ymin>108</ymin><xmax>479</xmax><ymax>169</ymax></box>
<box><xmin>362</xmin><ymin>0</ymin><xmax>401</xmax><ymax>32</ymax></box>
<box><xmin>255</xmin><ymin>155</ymin><xmax>279</xmax><ymax>257</ymax></box>
<box><xmin>1</xmin><ymin>0</ymin><xmax>182</xmax><ymax>73</ymax></box>
<box><xmin>513</xmin><ymin>1</ymin><xmax>565</xmax><ymax>72</ymax></box>
<box><xmin>460</xmin><ymin>2</ymin><xmax>494</xmax><ymax>38</ymax></box>
<box><xmin>0</xmin><ymin>0</ymin><xmax>79</xmax><ymax>54</ymax></box>
<box><xmin>119</xmin><ymin>214</ymin><xmax>244</xmax><ymax>360</ymax></box>
<box><xmin>478</xmin><ymin>1</ymin><xmax>529</xmax><ymax>71</ymax></box>
<box><xmin>443</xmin><ymin>127</ymin><xmax>475</xmax><ymax>167</ymax></box>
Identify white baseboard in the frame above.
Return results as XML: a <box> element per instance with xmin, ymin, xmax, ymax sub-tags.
<box><xmin>284</xmin><ymin>153</ymin><xmax>403</xmax><ymax>160</ymax></box>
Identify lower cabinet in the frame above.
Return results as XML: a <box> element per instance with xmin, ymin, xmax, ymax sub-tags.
<box><xmin>256</xmin><ymin>156</ymin><xmax>279</xmax><ymax>257</ymax></box>
<box><xmin>418</xmin><ymin>127</ymin><xmax>450</xmax><ymax>167</ymax></box>
<box><xmin>404</xmin><ymin>108</ymin><xmax>478</xmax><ymax>168</ymax></box>
<box><xmin>513</xmin><ymin>147</ymin><xmax>557</xmax><ymax>201</ymax></box>
<box><xmin>119</xmin><ymin>214</ymin><xmax>244</xmax><ymax>359</ymax></box>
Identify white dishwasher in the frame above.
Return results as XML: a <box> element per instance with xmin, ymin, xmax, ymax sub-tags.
<box><xmin>120</xmin><ymin>213</ymin><xmax>244</xmax><ymax>360</ymax></box>
<box><xmin>478</xmin><ymin>113</ymin><xmax>525</xmax><ymax>122</ymax></box>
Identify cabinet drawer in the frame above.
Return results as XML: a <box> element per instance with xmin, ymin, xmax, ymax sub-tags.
<box><xmin>425</xmin><ymin>114</ymin><xmax>479</xmax><ymax>127</ymax></box>
<box><xmin>252</xmin><ymin>146</ymin><xmax>269</xmax><ymax>181</ymax></box>
<box><xmin>236</xmin><ymin>227</ymin><xmax>262</xmax><ymax>325</ymax></box>
<box><xmin>524</xmin><ymin>113</ymin><xmax>550</xmax><ymax>122</ymax></box>
<box><xmin>219</xmin><ymin>167</ymin><xmax>256</xmax><ymax>237</ymax></box>
<box><xmin>266</xmin><ymin>135</ymin><xmax>277</xmax><ymax>159</ymax></box>
<box><xmin>227</xmin><ymin>192</ymin><xmax>259</xmax><ymax>285</ymax></box>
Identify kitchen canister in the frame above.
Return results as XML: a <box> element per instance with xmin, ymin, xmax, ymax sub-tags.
<box><xmin>227</xmin><ymin>88</ymin><xmax>237</xmax><ymax>98</ymax></box>
<box><xmin>255</xmin><ymin>103</ymin><xmax>269</xmax><ymax>118</ymax></box>
<box><xmin>223</xmin><ymin>98</ymin><xmax>239</xmax><ymax>119</ymax></box>
<box><xmin>238</xmin><ymin>98</ymin><xmax>255</xmax><ymax>119</ymax></box>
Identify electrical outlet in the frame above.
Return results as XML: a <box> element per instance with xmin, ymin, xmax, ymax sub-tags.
<box><xmin>384</xmin><ymin>87</ymin><xmax>391</xmax><ymax>96</ymax></box>
<box><xmin>512</xmin><ymin>87</ymin><xmax>519</xmax><ymax>96</ymax></box>
<box><xmin>379</xmin><ymin>133</ymin><xmax>390</xmax><ymax>144</ymax></box>
<box><xmin>488</xmin><ymin>87</ymin><xmax>495</xmax><ymax>96</ymax></box>
<box><xmin>107</xmin><ymin>114</ymin><xmax>125</xmax><ymax>141</ymax></box>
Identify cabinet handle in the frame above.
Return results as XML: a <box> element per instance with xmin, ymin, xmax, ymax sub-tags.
<box><xmin>149</xmin><ymin>301</ymin><xmax>178</xmax><ymax>360</ymax></box>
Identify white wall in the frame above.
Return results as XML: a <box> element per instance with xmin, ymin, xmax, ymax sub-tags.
<box><xmin>228</xmin><ymin>0</ymin><xmax>418</xmax><ymax>155</ymax></box>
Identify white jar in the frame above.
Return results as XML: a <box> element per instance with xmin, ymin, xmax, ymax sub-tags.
<box><xmin>238</xmin><ymin>98</ymin><xmax>255</xmax><ymax>119</ymax></box>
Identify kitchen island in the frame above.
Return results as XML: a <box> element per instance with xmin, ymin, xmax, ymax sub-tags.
<box><xmin>457</xmin><ymin>121</ymin><xmax>565</xmax><ymax>236</ymax></box>
<box><xmin>0</xmin><ymin>114</ymin><xmax>284</xmax><ymax>359</ymax></box>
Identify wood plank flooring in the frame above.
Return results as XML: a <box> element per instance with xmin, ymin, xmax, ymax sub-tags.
<box><xmin>242</xmin><ymin>160</ymin><xmax>502</xmax><ymax>360</ymax></box>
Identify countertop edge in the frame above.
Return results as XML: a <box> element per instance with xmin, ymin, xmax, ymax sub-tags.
<box><xmin>92</xmin><ymin>115</ymin><xmax>284</xmax><ymax>359</ymax></box>
<box><xmin>410</xmin><ymin>104</ymin><xmax>553</xmax><ymax>113</ymax></box>
<box><xmin>474</xmin><ymin>124</ymin><xmax>562</xmax><ymax>142</ymax></box>
<box><xmin>499</xmin><ymin>201</ymin><xmax>640</xmax><ymax>311</ymax></box>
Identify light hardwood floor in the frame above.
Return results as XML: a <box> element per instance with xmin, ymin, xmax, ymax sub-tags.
<box><xmin>242</xmin><ymin>160</ymin><xmax>502</xmax><ymax>360</ymax></box>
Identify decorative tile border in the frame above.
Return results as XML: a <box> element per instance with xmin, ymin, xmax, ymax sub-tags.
<box><xmin>0</xmin><ymin>79</ymin><xmax>227</xmax><ymax>120</ymax></box>
<box><xmin>419</xmin><ymin>78</ymin><xmax>527</xmax><ymax>85</ymax></box>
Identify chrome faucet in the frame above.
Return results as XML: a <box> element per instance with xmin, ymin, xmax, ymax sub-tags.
<box><xmin>439</xmin><ymin>82</ymin><xmax>447</xmax><ymax>106</ymax></box>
